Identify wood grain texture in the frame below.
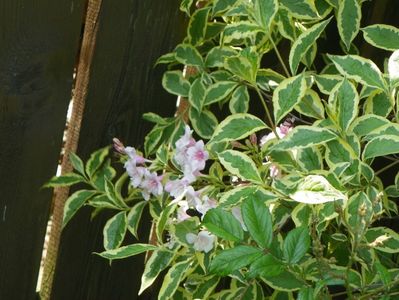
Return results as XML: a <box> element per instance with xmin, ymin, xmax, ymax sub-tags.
<box><xmin>0</xmin><ymin>0</ymin><xmax>85</xmax><ymax>299</ymax></box>
<box><xmin>51</xmin><ymin>1</ymin><xmax>185</xmax><ymax>299</ymax></box>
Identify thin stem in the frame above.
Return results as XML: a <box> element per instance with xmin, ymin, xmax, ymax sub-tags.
<box><xmin>375</xmin><ymin>159</ymin><xmax>399</xmax><ymax>176</ymax></box>
<box><xmin>358</xmin><ymin>277</ymin><xmax>399</xmax><ymax>300</ymax></box>
<box><xmin>268</xmin><ymin>32</ymin><xmax>291</xmax><ymax>77</ymax></box>
<box><xmin>255</xmin><ymin>87</ymin><xmax>278</xmax><ymax>137</ymax></box>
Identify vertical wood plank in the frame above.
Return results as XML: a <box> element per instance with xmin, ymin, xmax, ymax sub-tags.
<box><xmin>52</xmin><ymin>1</ymin><xmax>185</xmax><ymax>299</ymax></box>
<box><xmin>0</xmin><ymin>1</ymin><xmax>85</xmax><ymax>299</ymax></box>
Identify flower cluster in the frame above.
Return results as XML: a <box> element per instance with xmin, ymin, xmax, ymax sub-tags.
<box><xmin>124</xmin><ymin>147</ymin><xmax>163</xmax><ymax>200</ymax></box>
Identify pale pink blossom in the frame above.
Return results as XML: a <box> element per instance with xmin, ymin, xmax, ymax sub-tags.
<box><xmin>125</xmin><ymin>146</ymin><xmax>147</xmax><ymax>165</ymax></box>
<box><xmin>269</xmin><ymin>163</ymin><xmax>281</xmax><ymax>178</ymax></box>
<box><xmin>196</xmin><ymin>196</ymin><xmax>217</xmax><ymax>217</ymax></box>
<box><xmin>125</xmin><ymin>161</ymin><xmax>146</xmax><ymax>188</ymax></box>
<box><xmin>140</xmin><ymin>170</ymin><xmax>163</xmax><ymax>200</ymax></box>
<box><xmin>176</xmin><ymin>201</ymin><xmax>191</xmax><ymax>222</ymax></box>
<box><xmin>186</xmin><ymin>230</ymin><xmax>215</xmax><ymax>253</ymax></box>
<box><xmin>165</xmin><ymin>178</ymin><xmax>190</xmax><ymax>199</ymax></box>
<box><xmin>185</xmin><ymin>186</ymin><xmax>201</xmax><ymax>207</ymax></box>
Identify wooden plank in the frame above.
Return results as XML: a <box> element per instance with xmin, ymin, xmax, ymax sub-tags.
<box><xmin>51</xmin><ymin>1</ymin><xmax>185</xmax><ymax>299</ymax></box>
<box><xmin>0</xmin><ymin>1</ymin><xmax>85</xmax><ymax>299</ymax></box>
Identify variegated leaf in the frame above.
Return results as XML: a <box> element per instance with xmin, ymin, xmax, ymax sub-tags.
<box><xmin>158</xmin><ymin>259</ymin><xmax>192</xmax><ymax>300</ymax></box>
<box><xmin>45</xmin><ymin>173</ymin><xmax>85</xmax><ymax>188</ymax></box>
<box><xmin>272</xmin><ymin>126</ymin><xmax>337</xmax><ymax>150</ymax></box>
<box><xmin>219</xmin><ymin>186</ymin><xmax>277</xmax><ymax>208</ymax></box>
<box><xmin>218</xmin><ymin>150</ymin><xmax>263</xmax><ymax>184</ymax></box>
<box><xmin>189</xmin><ymin>108</ymin><xmax>218</xmax><ymax>139</ymax></box>
<box><xmin>189</xmin><ymin>78</ymin><xmax>206</xmax><ymax>111</ymax></box>
<box><xmin>329</xmin><ymin>77</ymin><xmax>359</xmax><ymax>130</ymax></box>
<box><xmin>204</xmin><ymin>81</ymin><xmax>238</xmax><ymax>105</ymax></box>
<box><xmin>96</xmin><ymin>243</ymin><xmax>157</xmax><ymax>260</ymax></box>
<box><xmin>365</xmin><ymin>227</ymin><xmax>399</xmax><ymax>253</ymax></box>
<box><xmin>295</xmin><ymin>89</ymin><xmax>325</xmax><ymax>119</ymax></box>
<box><xmin>350</xmin><ymin>114</ymin><xmax>391</xmax><ymax>137</ymax></box>
<box><xmin>127</xmin><ymin>201</ymin><xmax>147</xmax><ymax>239</ymax></box>
<box><xmin>314</xmin><ymin>74</ymin><xmax>343</xmax><ymax>94</ymax></box>
<box><xmin>273</xmin><ymin>74</ymin><xmax>307</xmax><ymax>124</ymax></box>
<box><xmin>162</xmin><ymin>70</ymin><xmax>191</xmax><ymax>97</ymax></box>
<box><xmin>139</xmin><ymin>249</ymin><xmax>175</xmax><ymax>295</ymax></box>
<box><xmin>175</xmin><ymin>44</ymin><xmax>204</xmax><ymax>67</ymax></box>
<box><xmin>85</xmin><ymin>146</ymin><xmax>110</xmax><ymax>178</ymax></box>
<box><xmin>362</xmin><ymin>24</ymin><xmax>399</xmax><ymax>51</ymax></box>
<box><xmin>223</xmin><ymin>21</ymin><xmax>262</xmax><ymax>45</ymax></box>
<box><xmin>205</xmin><ymin>46</ymin><xmax>237</xmax><ymax>68</ymax></box>
<box><xmin>337</xmin><ymin>0</ymin><xmax>361</xmax><ymax>50</ymax></box>
<box><xmin>328</xmin><ymin>54</ymin><xmax>387</xmax><ymax>91</ymax></box>
<box><xmin>280</xmin><ymin>0</ymin><xmax>319</xmax><ymax>20</ymax></box>
<box><xmin>224</xmin><ymin>51</ymin><xmax>258</xmax><ymax>83</ymax></box>
<box><xmin>103</xmin><ymin>211</ymin><xmax>127</xmax><ymax>251</ymax></box>
<box><xmin>63</xmin><ymin>190</ymin><xmax>98</xmax><ymax>227</ymax></box>
<box><xmin>212</xmin><ymin>0</ymin><xmax>240</xmax><ymax>16</ymax></box>
<box><xmin>203</xmin><ymin>207</ymin><xmax>244</xmax><ymax>241</ymax></box>
<box><xmin>363</xmin><ymin>135</ymin><xmax>399</xmax><ymax>159</ymax></box>
<box><xmin>364</xmin><ymin>90</ymin><xmax>393</xmax><ymax>117</ymax></box>
<box><xmin>388</xmin><ymin>50</ymin><xmax>399</xmax><ymax>87</ymax></box>
<box><xmin>210</xmin><ymin>113</ymin><xmax>267</xmax><ymax>143</ymax></box>
<box><xmin>188</xmin><ymin>7</ymin><xmax>211</xmax><ymax>45</ymax></box>
<box><xmin>289</xmin><ymin>17</ymin><xmax>331</xmax><ymax>75</ymax></box>
<box><xmin>229</xmin><ymin>85</ymin><xmax>249</xmax><ymax>113</ymax></box>
<box><xmin>254</xmin><ymin>0</ymin><xmax>278</xmax><ymax>32</ymax></box>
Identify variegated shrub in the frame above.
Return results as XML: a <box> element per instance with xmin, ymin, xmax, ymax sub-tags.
<box><xmin>48</xmin><ymin>0</ymin><xmax>399</xmax><ymax>298</ymax></box>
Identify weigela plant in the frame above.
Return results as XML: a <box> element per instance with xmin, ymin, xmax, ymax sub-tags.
<box><xmin>47</xmin><ymin>0</ymin><xmax>399</xmax><ymax>298</ymax></box>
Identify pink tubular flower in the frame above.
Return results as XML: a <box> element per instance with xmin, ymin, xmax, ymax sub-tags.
<box><xmin>186</xmin><ymin>230</ymin><xmax>215</xmax><ymax>253</ymax></box>
<box><xmin>125</xmin><ymin>146</ymin><xmax>147</xmax><ymax>165</ymax></box>
<box><xmin>196</xmin><ymin>196</ymin><xmax>217</xmax><ymax>218</ymax></box>
<box><xmin>140</xmin><ymin>170</ymin><xmax>163</xmax><ymax>201</ymax></box>
<box><xmin>176</xmin><ymin>201</ymin><xmax>191</xmax><ymax>222</ymax></box>
<box><xmin>125</xmin><ymin>161</ymin><xmax>146</xmax><ymax>188</ymax></box>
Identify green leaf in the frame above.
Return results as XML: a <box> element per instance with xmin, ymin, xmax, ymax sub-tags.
<box><xmin>364</xmin><ymin>90</ymin><xmax>393</xmax><ymax>117</ymax></box>
<box><xmin>289</xmin><ymin>17</ymin><xmax>331</xmax><ymax>75</ymax></box>
<box><xmin>365</xmin><ymin>227</ymin><xmax>399</xmax><ymax>253</ymax></box>
<box><xmin>363</xmin><ymin>135</ymin><xmax>399</xmax><ymax>159</ymax></box>
<box><xmin>297</xmin><ymin>147</ymin><xmax>323</xmax><ymax>172</ymax></box>
<box><xmin>103</xmin><ymin>211</ymin><xmax>127</xmax><ymax>251</ymax></box>
<box><xmin>388</xmin><ymin>50</ymin><xmax>399</xmax><ymax>87</ymax></box>
<box><xmin>45</xmin><ymin>173</ymin><xmax>85</xmax><ymax>188</ymax></box>
<box><xmin>180</xmin><ymin>0</ymin><xmax>193</xmax><ymax>15</ymax></box>
<box><xmin>205</xmin><ymin>46</ymin><xmax>237</xmax><ymax>68</ymax></box>
<box><xmin>328</xmin><ymin>54</ymin><xmax>387</xmax><ymax>91</ymax></box>
<box><xmin>254</xmin><ymin>0</ymin><xmax>278</xmax><ymax>32</ymax></box>
<box><xmin>350</xmin><ymin>114</ymin><xmax>391</xmax><ymax>137</ymax></box>
<box><xmin>212</xmin><ymin>0</ymin><xmax>240</xmax><ymax>16</ymax></box>
<box><xmin>224</xmin><ymin>50</ymin><xmax>259</xmax><ymax>83</ymax></box>
<box><xmin>203</xmin><ymin>208</ymin><xmax>244</xmax><ymax>241</ymax></box>
<box><xmin>283</xmin><ymin>226</ymin><xmax>310</xmax><ymax>264</ymax></box>
<box><xmin>290</xmin><ymin>175</ymin><xmax>347</xmax><ymax>204</ymax></box>
<box><xmin>291</xmin><ymin>203</ymin><xmax>312</xmax><ymax>227</ymax></box>
<box><xmin>127</xmin><ymin>201</ymin><xmax>147</xmax><ymax>239</ymax></box>
<box><xmin>188</xmin><ymin>7</ymin><xmax>211</xmax><ymax>45</ymax></box>
<box><xmin>337</xmin><ymin>0</ymin><xmax>361</xmax><ymax>50</ymax></box>
<box><xmin>69</xmin><ymin>152</ymin><xmax>85</xmax><ymax>176</ymax></box>
<box><xmin>314</xmin><ymin>74</ymin><xmax>343</xmax><ymax>94</ymax></box>
<box><xmin>272</xmin><ymin>126</ymin><xmax>337</xmax><ymax>150</ymax></box>
<box><xmin>193</xmin><ymin>275</ymin><xmax>220</xmax><ymax>299</ymax></box>
<box><xmin>142</xmin><ymin>112</ymin><xmax>167</xmax><ymax>125</ymax></box>
<box><xmin>273</xmin><ymin>74</ymin><xmax>307</xmax><ymax>124</ymax></box>
<box><xmin>362</xmin><ymin>24</ymin><xmax>399</xmax><ymax>51</ymax></box>
<box><xmin>172</xmin><ymin>218</ymin><xmax>199</xmax><ymax>246</ymax></box>
<box><xmin>276</xmin><ymin>8</ymin><xmax>296</xmax><ymax>41</ymax></box>
<box><xmin>96</xmin><ymin>243</ymin><xmax>157</xmax><ymax>260</ymax></box>
<box><xmin>218</xmin><ymin>150</ymin><xmax>263</xmax><ymax>184</ymax></box>
<box><xmin>209</xmin><ymin>246</ymin><xmax>263</xmax><ymax>276</ymax></box>
<box><xmin>211</xmin><ymin>113</ymin><xmax>267</xmax><ymax>143</ymax></box>
<box><xmin>298</xmin><ymin>287</ymin><xmax>314</xmax><ymax>300</ymax></box>
<box><xmin>262</xmin><ymin>270</ymin><xmax>304</xmax><ymax>291</ymax></box>
<box><xmin>139</xmin><ymin>249</ymin><xmax>175</xmax><ymax>295</ymax></box>
<box><xmin>189</xmin><ymin>108</ymin><xmax>218</xmax><ymax>139</ymax></box>
<box><xmin>63</xmin><ymin>190</ymin><xmax>97</xmax><ymax>227</ymax></box>
<box><xmin>158</xmin><ymin>259</ymin><xmax>192</xmax><ymax>300</ymax></box>
<box><xmin>295</xmin><ymin>89</ymin><xmax>325</xmax><ymax>119</ymax></box>
<box><xmin>157</xmin><ymin>204</ymin><xmax>177</xmax><ymax>242</ymax></box>
<box><xmin>219</xmin><ymin>186</ymin><xmax>278</xmax><ymax>208</ymax></box>
<box><xmin>280</xmin><ymin>0</ymin><xmax>319</xmax><ymax>19</ymax></box>
<box><xmin>242</xmin><ymin>195</ymin><xmax>273</xmax><ymax>248</ymax></box>
<box><xmin>104</xmin><ymin>178</ymin><xmax>128</xmax><ymax>209</ymax></box>
<box><xmin>85</xmin><ymin>146</ymin><xmax>110</xmax><ymax>179</ymax></box>
<box><xmin>87</xmin><ymin>194</ymin><xmax>120</xmax><ymax>209</ymax></box>
<box><xmin>345</xmin><ymin>192</ymin><xmax>372</xmax><ymax>238</ymax></box>
<box><xmin>329</xmin><ymin>77</ymin><xmax>359</xmax><ymax>130</ymax></box>
<box><xmin>144</xmin><ymin>125</ymin><xmax>163</xmax><ymax>156</ymax></box>
<box><xmin>248</xmin><ymin>254</ymin><xmax>285</xmax><ymax>278</ymax></box>
<box><xmin>223</xmin><ymin>21</ymin><xmax>262</xmax><ymax>45</ymax></box>
<box><xmin>175</xmin><ymin>44</ymin><xmax>204</xmax><ymax>67</ymax></box>
<box><xmin>162</xmin><ymin>70</ymin><xmax>191</xmax><ymax>97</ymax></box>
<box><xmin>155</xmin><ymin>52</ymin><xmax>177</xmax><ymax>65</ymax></box>
<box><xmin>204</xmin><ymin>81</ymin><xmax>238</xmax><ymax>105</ymax></box>
<box><xmin>189</xmin><ymin>78</ymin><xmax>206</xmax><ymax>112</ymax></box>
<box><xmin>229</xmin><ymin>85</ymin><xmax>249</xmax><ymax>113</ymax></box>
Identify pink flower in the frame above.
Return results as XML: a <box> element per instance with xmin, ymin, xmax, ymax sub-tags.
<box><xmin>125</xmin><ymin>161</ymin><xmax>146</xmax><ymax>188</ymax></box>
<box><xmin>165</xmin><ymin>178</ymin><xmax>190</xmax><ymax>199</ymax></box>
<box><xmin>186</xmin><ymin>230</ymin><xmax>215</xmax><ymax>253</ymax></box>
<box><xmin>125</xmin><ymin>146</ymin><xmax>147</xmax><ymax>165</ymax></box>
<box><xmin>185</xmin><ymin>186</ymin><xmax>201</xmax><ymax>207</ymax></box>
<box><xmin>140</xmin><ymin>170</ymin><xmax>163</xmax><ymax>200</ymax></box>
<box><xmin>176</xmin><ymin>125</ymin><xmax>196</xmax><ymax>151</ymax></box>
<box><xmin>196</xmin><ymin>196</ymin><xmax>217</xmax><ymax>217</ymax></box>
<box><xmin>186</xmin><ymin>140</ymin><xmax>208</xmax><ymax>171</ymax></box>
<box><xmin>176</xmin><ymin>201</ymin><xmax>191</xmax><ymax>222</ymax></box>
